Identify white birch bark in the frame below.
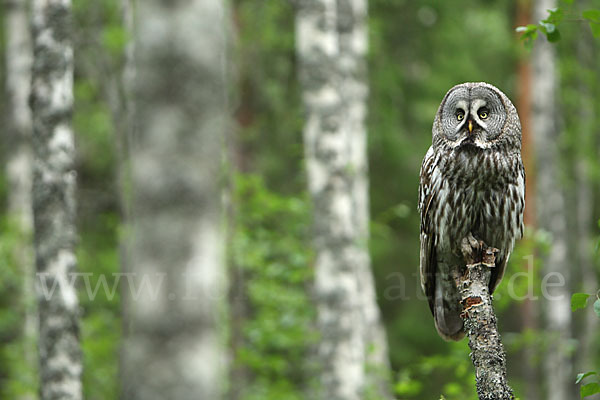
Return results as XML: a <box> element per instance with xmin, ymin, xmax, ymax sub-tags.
<box><xmin>121</xmin><ymin>1</ymin><xmax>229</xmax><ymax>399</ymax></box>
<box><xmin>532</xmin><ymin>0</ymin><xmax>572</xmax><ymax>398</ymax></box>
<box><xmin>4</xmin><ymin>1</ymin><xmax>38</xmax><ymax>398</ymax></box>
<box><xmin>337</xmin><ymin>0</ymin><xmax>391</xmax><ymax>392</ymax></box>
<box><xmin>296</xmin><ymin>1</ymin><xmax>391</xmax><ymax>398</ymax></box>
<box><xmin>5</xmin><ymin>0</ymin><xmax>33</xmax><ymax>222</ymax></box>
<box><xmin>30</xmin><ymin>0</ymin><xmax>83</xmax><ymax>399</ymax></box>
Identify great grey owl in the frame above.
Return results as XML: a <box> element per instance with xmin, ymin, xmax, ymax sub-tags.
<box><xmin>418</xmin><ymin>82</ymin><xmax>525</xmax><ymax>341</ymax></box>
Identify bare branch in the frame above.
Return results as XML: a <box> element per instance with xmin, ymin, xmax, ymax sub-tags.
<box><xmin>458</xmin><ymin>234</ymin><xmax>514</xmax><ymax>400</ymax></box>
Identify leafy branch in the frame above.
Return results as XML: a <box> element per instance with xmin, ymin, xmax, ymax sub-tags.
<box><xmin>571</xmin><ymin>290</ymin><xmax>600</xmax><ymax>398</ymax></box>
<box><xmin>516</xmin><ymin>3</ymin><xmax>600</xmax><ymax>48</ymax></box>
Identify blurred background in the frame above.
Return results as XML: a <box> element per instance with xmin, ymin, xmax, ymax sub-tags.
<box><xmin>0</xmin><ymin>0</ymin><xmax>599</xmax><ymax>399</ymax></box>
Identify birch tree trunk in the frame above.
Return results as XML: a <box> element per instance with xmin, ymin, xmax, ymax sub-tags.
<box><xmin>5</xmin><ymin>0</ymin><xmax>33</xmax><ymax>222</ymax></box>
<box><xmin>296</xmin><ymin>1</ymin><xmax>391</xmax><ymax>398</ymax></box>
<box><xmin>532</xmin><ymin>0</ymin><xmax>572</xmax><ymax>399</ymax></box>
<box><xmin>108</xmin><ymin>0</ymin><xmax>134</xmax><ymax>222</ymax></box>
<box><xmin>121</xmin><ymin>1</ymin><xmax>229</xmax><ymax>399</ymax></box>
<box><xmin>30</xmin><ymin>0</ymin><xmax>83</xmax><ymax>399</ymax></box>
<box><xmin>574</xmin><ymin>12</ymin><xmax>598</xmax><ymax>375</ymax></box>
<box><xmin>4</xmin><ymin>1</ymin><xmax>38</xmax><ymax>398</ymax></box>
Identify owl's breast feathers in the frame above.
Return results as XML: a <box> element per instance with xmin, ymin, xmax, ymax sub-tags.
<box><xmin>419</xmin><ymin>145</ymin><xmax>525</xmax><ymax>296</ymax></box>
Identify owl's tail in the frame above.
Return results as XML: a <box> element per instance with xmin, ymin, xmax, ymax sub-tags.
<box><xmin>433</xmin><ymin>279</ymin><xmax>465</xmax><ymax>341</ymax></box>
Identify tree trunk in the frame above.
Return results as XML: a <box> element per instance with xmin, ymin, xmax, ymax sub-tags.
<box><xmin>110</xmin><ymin>0</ymin><xmax>134</xmax><ymax>223</ymax></box>
<box><xmin>515</xmin><ymin>1</ymin><xmax>540</xmax><ymax>398</ymax></box>
<box><xmin>4</xmin><ymin>1</ymin><xmax>38</xmax><ymax>398</ymax></box>
<box><xmin>532</xmin><ymin>0</ymin><xmax>572</xmax><ymax>399</ymax></box>
<box><xmin>30</xmin><ymin>0</ymin><xmax>83</xmax><ymax>399</ymax></box>
<box><xmin>114</xmin><ymin>1</ymin><xmax>134</xmax><ymax>396</ymax></box>
<box><xmin>574</xmin><ymin>10</ymin><xmax>598</xmax><ymax>376</ymax></box>
<box><xmin>120</xmin><ymin>1</ymin><xmax>229</xmax><ymax>399</ymax></box>
<box><xmin>5</xmin><ymin>0</ymin><xmax>33</xmax><ymax>221</ymax></box>
<box><xmin>296</xmin><ymin>0</ymin><xmax>391</xmax><ymax>398</ymax></box>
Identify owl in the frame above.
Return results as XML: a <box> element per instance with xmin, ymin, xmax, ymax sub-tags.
<box><xmin>419</xmin><ymin>82</ymin><xmax>525</xmax><ymax>341</ymax></box>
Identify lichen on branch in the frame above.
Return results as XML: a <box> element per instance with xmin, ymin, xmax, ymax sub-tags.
<box><xmin>458</xmin><ymin>234</ymin><xmax>515</xmax><ymax>400</ymax></box>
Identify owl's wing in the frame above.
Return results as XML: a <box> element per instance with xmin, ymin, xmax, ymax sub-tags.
<box><xmin>419</xmin><ymin>146</ymin><xmax>438</xmax><ymax>314</ymax></box>
<box><xmin>489</xmin><ymin>160</ymin><xmax>526</xmax><ymax>293</ymax></box>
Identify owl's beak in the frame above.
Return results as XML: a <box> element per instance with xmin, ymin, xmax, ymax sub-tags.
<box><xmin>468</xmin><ymin>120</ymin><xmax>474</xmax><ymax>134</ymax></box>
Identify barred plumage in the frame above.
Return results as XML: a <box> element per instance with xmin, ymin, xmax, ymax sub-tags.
<box><xmin>419</xmin><ymin>82</ymin><xmax>525</xmax><ymax>341</ymax></box>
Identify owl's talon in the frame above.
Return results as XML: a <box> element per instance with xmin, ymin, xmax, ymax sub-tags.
<box><xmin>482</xmin><ymin>247</ymin><xmax>499</xmax><ymax>266</ymax></box>
<box><xmin>467</xmin><ymin>233</ymin><xmax>480</xmax><ymax>250</ymax></box>
<box><xmin>460</xmin><ymin>233</ymin><xmax>498</xmax><ymax>267</ymax></box>
<box><xmin>461</xmin><ymin>233</ymin><xmax>484</xmax><ymax>264</ymax></box>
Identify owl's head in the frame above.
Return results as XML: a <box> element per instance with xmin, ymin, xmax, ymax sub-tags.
<box><xmin>433</xmin><ymin>82</ymin><xmax>521</xmax><ymax>151</ymax></box>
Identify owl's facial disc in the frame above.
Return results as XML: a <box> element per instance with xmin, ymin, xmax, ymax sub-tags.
<box><xmin>453</xmin><ymin>100</ymin><xmax>469</xmax><ymax>135</ymax></box>
<box><xmin>446</xmin><ymin>95</ymin><xmax>502</xmax><ymax>149</ymax></box>
<box><xmin>437</xmin><ymin>83</ymin><xmax>514</xmax><ymax>152</ymax></box>
<box><xmin>458</xmin><ymin>98</ymin><xmax>490</xmax><ymax>148</ymax></box>
<box><xmin>448</xmin><ymin>99</ymin><xmax>489</xmax><ymax>149</ymax></box>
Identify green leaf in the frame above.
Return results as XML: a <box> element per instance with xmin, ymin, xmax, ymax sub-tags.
<box><xmin>581</xmin><ymin>383</ymin><xmax>600</xmax><ymax>397</ymax></box>
<box><xmin>541</xmin><ymin>22</ymin><xmax>556</xmax><ymax>33</ymax></box>
<box><xmin>539</xmin><ymin>22</ymin><xmax>561</xmax><ymax>42</ymax></box>
<box><xmin>516</xmin><ymin>24</ymin><xmax>538</xmax><ymax>33</ymax></box>
<box><xmin>594</xmin><ymin>299</ymin><xmax>600</xmax><ymax>318</ymax></box>
<box><xmin>582</xmin><ymin>9</ymin><xmax>600</xmax><ymax>23</ymax></box>
<box><xmin>571</xmin><ymin>293</ymin><xmax>591</xmax><ymax>311</ymax></box>
<box><xmin>527</xmin><ymin>24</ymin><xmax>539</xmax><ymax>33</ymax></box>
<box><xmin>562</xmin><ymin>0</ymin><xmax>574</xmax><ymax>4</ymax></box>
<box><xmin>543</xmin><ymin>8</ymin><xmax>565</xmax><ymax>25</ymax></box>
<box><xmin>547</xmin><ymin>27</ymin><xmax>561</xmax><ymax>42</ymax></box>
<box><xmin>589</xmin><ymin>22</ymin><xmax>600</xmax><ymax>38</ymax></box>
<box><xmin>517</xmin><ymin>25</ymin><xmax>539</xmax><ymax>49</ymax></box>
<box><xmin>102</xmin><ymin>26</ymin><xmax>129</xmax><ymax>56</ymax></box>
<box><xmin>576</xmin><ymin>372</ymin><xmax>597</xmax><ymax>384</ymax></box>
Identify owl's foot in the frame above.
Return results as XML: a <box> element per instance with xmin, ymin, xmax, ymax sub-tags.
<box><xmin>460</xmin><ymin>233</ymin><xmax>498</xmax><ymax>267</ymax></box>
<box><xmin>460</xmin><ymin>233</ymin><xmax>481</xmax><ymax>265</ymax></box>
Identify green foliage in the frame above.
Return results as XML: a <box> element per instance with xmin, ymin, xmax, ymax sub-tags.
<box><xmin>102</xmin><ymin>25</ymin><xmax>128</xmax><ymax>58</ymax></box>
<box><xmin>571</xmin><ymin>267</ymin><xmax>600</xmax><ymax>398</ymax></box>
<box><xmin>232</xmin><ymin>174</ymin><xmax>316</xmax><ymax>399</ymax></box>
<box><xmin>581</xmin><ymin>382</ymin><xmax>600</xmax><ymax>398</ymax></box>
<box><xmin>540</xmin><ymin>8</ymin><xmax>564</xmax><ymax>42</ymax></box>
<box><xmin>516</xmin><ymin>8</ymin><xmax>563</xmax><ymax>47</ymax></box>
<box><xmin>577</xmin><ymin>372</ymin><xmax>597</xmax><ymax>384</ymax></box>
<box><xmin>582</xmin><ymin>9</ymin><xmax>600</xmax><ymax>37</ymax></box>
<box><xmin>516</xmin><ymin>4</ymin><xmax>600</xmax><ymax>45</ymax></box>
<box><xmin>0</xmin><ymin>217</ymin><xmax>38</xmax><ymax>399</ymax></box>
<box><xmin>572</xmin><ymin>293</ymin><xmax>592</xmax><ymax>311</ymax></box>
<box><xmin>74</xmin><ymin>80</ymin><xmax>115</xmax><ymax>174</ymax></box>
<box><xmin>77</xmin><ymin>215</ymin><xmax>121</xmax><ymax>400</ymax></box>
<box><xmin>393</xmin><ymin>341</ymin><xmax>477</xmax><ymax>400</ymax></box>
<box><xmin>515</xmin><ymin>24</ymin><xmax>540</xmax><ymax>48</ymax></box>
<box><xmin>233</xmin><ymin>0</ymin><xmax>304</xmax><ymax>192</ymax></box>
<box><xmin>71</xmin><ymin>1</ymin><xmax>125</xmax><ymax>398</ymax></box>
<box><xmin>495</xmin><ymin>228</ymin><xmax>550</xmax><ymax>312</ymax></box>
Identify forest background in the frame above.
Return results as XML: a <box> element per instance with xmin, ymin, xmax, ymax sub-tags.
<box><xmin>0</xmin><ymin>0</ymin><xmax>599</xmax><ymax>399</ymax></box>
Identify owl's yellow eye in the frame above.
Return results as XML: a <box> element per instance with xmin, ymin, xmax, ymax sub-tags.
<box><xmin>478</xmin><ymin>108</ymin><xmax>489</xmax><ymax>119</ymax></box>
<box><xmin>456</xmin><ymin>111</ymin><xmax>465</xmax><ymax>121</ymax></box>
